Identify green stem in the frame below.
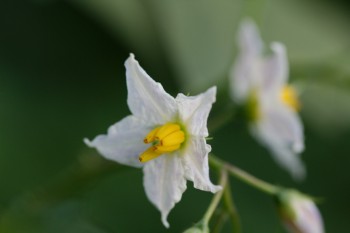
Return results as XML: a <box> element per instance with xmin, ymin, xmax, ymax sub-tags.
<box><xmin>209</xmin><ymin>155</ymin><xmax>279</xmax><ymax>195</ymax></box>
<box><xmin>211</xmin><ymin>209</ymin><xmax>228</xmax><ymax>233</ymax></box>
<box><xmin>223</xmin><ymin>181</ymin><xmax>241</xmax><ymax>233</ymax></box>
<box><xmin>202</xmin><ymin>170</ymin><xmax>228</xmax><ymax>226</ymax></box>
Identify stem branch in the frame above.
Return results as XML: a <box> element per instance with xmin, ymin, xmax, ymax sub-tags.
<box><xmin>209</xmin><ymin>155</ymin><xmax>279</xmax><ymax>195</ymax></box>
<box><xmin>223</xmin><ymin>181</ymin><xmax>241</xmax><ymax>233</ymax></box>
<box><xmin>202</xmin><ymin>170</ymin><xmax>228</xmax><ymax>226</ymax></box>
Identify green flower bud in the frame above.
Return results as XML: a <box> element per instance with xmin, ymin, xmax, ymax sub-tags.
<box><xmin>183</xmin><ymin>227</ymin><xmax>205</xmax><ymax>233</ymax></box>
<box><xmin>183</xmin><ymin>222</ymin><xmax>209</xmax><ymax>233</ymax></box>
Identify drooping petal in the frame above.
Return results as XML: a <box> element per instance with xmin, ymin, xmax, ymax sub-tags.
<box><xmin>176</xmin><ymin>87</ymin><xmax>216</xmax><ymax>137</ymax></box>
<box><xmin>143</xmin><ymin>154</ymin><xmax>187</xmax><ymax>228</ymax></box>
<box><xmin>262</xmin><ymin>101</ymin><xmax>304</xmax><ymax>153</ymax></box>
<box><xmin>181</xmin><ymin>137</ymin><xmax>222</xmax><ymax>193</ymax></box>
<box><xmin>261</xmin><ymin>42</ymin><xmax>289</xmax><ymax>94</ymax></box>
<box><xmin>125</xmin><ymin>54</ymin><xmax>177</xmax><ymax>124</ymax></box>
<box><xmin>230</xmin><ymin>19</ymin><xmax>263</xmax><ymax>103</ymax></box>
<box><xmin>84</xmin><ymin>115</ymin><xmax>150</xmax><ymax>168</ymax></box>
<box><xmin>251</xmin><ymin>104</ymin><xmax>305</xmax><ymax>180</ymax></box>
<box><xmin>268</xmin><ymin>143</ymin><xmax>306</xmax><ymax>181</ymax></box>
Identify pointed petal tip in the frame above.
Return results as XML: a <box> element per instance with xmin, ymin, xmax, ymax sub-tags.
<box><xmin>207</xmin><ymin>86</ymin><xmax>217</xmax><ymax>99</ymax></box>
<box><xmin>293</xmin><ymin>141</ymin><xmax>304</xmax><ymax>154</ymax></box>
<box><xmin>203</xmin><ymin>86</ymin><xmax>217</xmax><ymax>104</ymax></box>
<box><xmin>193</xmin><ymin>182</ymin><xmax>222</xmax><ymax>194</ymax></box>
<box><xmin>125</xmin><ymin>53</ymin><xmax>137</xmax><ymax>68</ymax></box>
<box><xmin>83</xmin><ymin>138</ymin><xmax>93</xmax><ymax>147</ymax></box>
<box><xmin>270</xmin><ymin>42</ymin><xmax>286</xmax><ymax>54</ymax></box>
<box><xmin>211</xmin><ymin>185</ymin><xmax>223</xmax><ymax>193</ymax></box>
<box><xmin>239</xmin><ymin>18</ymin><xmax>259</xmax><ymax>37</ymax></box>
<box><xmin>161</xmin><ymin>215</ymin><xmax>170</xmax><ymax>228</ymax></box>
<box><xmin>241</xmin><ymin>17</ymin><xmax>256</xmax><ymax>28</ymax></box>
<box><xmin>292</xmin><ymin>165</ymin><xmax>307</xmax><ymax>182</ymax></box>
<box><xmin>215</xmin><ymin>185</ymin><xmax>223</xmax><ymax>192</ymax></box>
<box><xmin>208</xmin><ymin>85</ymin><xmax>217</xmax><ymax>93</ymax></box>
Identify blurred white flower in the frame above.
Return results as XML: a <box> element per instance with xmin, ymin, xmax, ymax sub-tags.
<box><xmin>84</xmin><ymin>54</ymin><xmax>221</xmax><ymax>228</ymax></box>
<box><xmin>230</xmin><ymin>19</ymin><xmax>306</xmax><ymax>180</ymax></box>
<box><xmin>277</xmin><ymin>190</ymin><xmax>324</xmax><ymax>233</ymax></box>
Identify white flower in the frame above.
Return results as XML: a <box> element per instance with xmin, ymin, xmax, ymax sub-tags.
<box><xmin>230</xmin><ymin>19</ymin><xmax>306</xmax><ymax>180</ymax></box>
<box><xmin>84</xmin><ymin>54</ymin><xmax>221</xmax><ymax>228</ymax></box>
<box><xmin>277</xmin><ymin>190</ymin><xmax>324</xmax><ymax>233</ymax></box>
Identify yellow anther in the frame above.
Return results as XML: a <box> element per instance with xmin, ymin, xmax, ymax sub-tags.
<box><xmin>143</xmin><ymin>126</ymin><xmax>161</xmax><ymax>143</ymax></box>
<box><xmin>160</xmin><ymin>130</ymin><xmax>185</xmax><ymax>146</ymax></box>
<box><xmin>280</xmin><ymin>85</ymin><xmax>300</xmax><ymax>111</ymax></box>
<box><xmin>154</xmin><ymin>123</ymin><xmax>181</xmax><ymax>140</ymax></box>
<box><xmin>139</xmin><ymin>147</ymin><xmax>162</xmax><ymax>163</ymax></box>
<box><xmin>139</xmin><ymin>123</ymin><xmax>185</xmax><ymax>163</ymax></box>
<box><xmin>155</xmin><ymin>144</ymin><xmax>181</xmax><ymax>153</ymax></box>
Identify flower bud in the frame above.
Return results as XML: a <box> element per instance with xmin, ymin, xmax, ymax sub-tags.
<box><xmin>276</xmin><ymin>190</ymin><xmax>324</xmax><ymax>233</ymax></box>
<box><xmin>183</xmin><ymin>223</ymin><xmax>209</xmax><ymax>233</ymax></box>
<box><xmin>183</xmin><ymin>227</ymin><xmax>207</xmax><ymax>233</ymax></box>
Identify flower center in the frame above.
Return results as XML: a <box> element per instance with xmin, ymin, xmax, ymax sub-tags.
<box><xmin>280</xmin><ymin>85</ymin><xmax>300</xmax><ymax>111</ymax></box>
<box><xmin>246</xmin><ymin>90</ymin><xmax>260</xmax><ymax>122</ymax></box>
<box><xmin>139</xmin><ymin>123</ymin><xmax>185</xmax><ymax>163</ymax></box>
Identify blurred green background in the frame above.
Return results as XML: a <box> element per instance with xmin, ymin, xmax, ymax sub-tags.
<box><xmin>0</xmin><ymin>0</ymin><xmax>350</xmax><ymax>232</ymax></box>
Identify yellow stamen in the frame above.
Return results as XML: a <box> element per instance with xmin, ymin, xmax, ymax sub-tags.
<box><xmin>280</xmin><ymin>85</ymin><xmax>300</xmax><ymax>111</ymax></box>
<box><xmin>143</xmin><ymin>126</ymin><xmax>161</xmax><ymax>143</ymax></box>
<box><xmin>139</xmin><ymin>147</ymin><xmax>162</xmax><ymax>163</ymax></box>
<box><xmin>154</xmin><ymin>123</ymin><xmax>181</xmax><ymax>141</ymax></box>
<box><xmin>160</xmin><ymin>130</ymin><xmax>185</xmax><ymax>146</ymax></box>
<box><xmin>155</xmin><ymin>145</ymin><xmax>181</xmax><ymax>153</ymax></box>
<box><xmin>139</xmin><ymin>123</ymin><xmax>185</xmax><ymax>163</ymax></box>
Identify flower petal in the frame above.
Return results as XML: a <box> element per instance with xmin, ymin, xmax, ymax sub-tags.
<box><xmin>237</xmin><ymin>19</ymin><xmax>263</xmax><ymax>58</ymax></box>
<box><xmin>293</xmin><ymin>197</ymin><xmax>324</xmax><ymax>233</ymax></box>
<box><xmin>84</xmin><ymin>115</ymin><xmax>150</xmax><ymax>168</ymax></box>
<box><xmin>278</xmin><ymin>191</ymin><xmax>324</xmax><ymax>233</ymax></box>
<box><xmin>176</xmin><ymin>86</ymin><xmax>216</xmax><ymax>137</ymax></box>
<box><xmin>251</xmin><ymin>104</ymin><xmax>306</xmax><ymax>180</ymax></box>
<box><xmin>125</xmin><ymin>54</ymin><xmax>177</xmax><ymax>124</ymax></box>
<box><xmin>230</xmin><ymin>19</ymin><xmax>263</xmax><ymax>103</ymax></box>
<box><xmin>268</xmin><ymin>144</ymin><xmax>306</xmax><ymax>181</ymax></box>
<box><xmin>143</xmin><ymin>154</ymin><xmax>187</xmax><ymax>228</ymax></box>
<box><xmin>181</xmin><ymin>137</ymin><xmax>222</xmax><ymax>193</ymax></box>
<box><xmin>261</xmin><ymin>42</ymin><xmax>289</xmax><ymax>94</ymax></box>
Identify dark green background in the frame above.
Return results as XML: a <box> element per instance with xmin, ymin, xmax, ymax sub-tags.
<box><xmin>0</xmin><ymin>0</ymin><xmax>349</xmax><ymax>232</ymax></box>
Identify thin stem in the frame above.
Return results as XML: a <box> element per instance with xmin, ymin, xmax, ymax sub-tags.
<box><xmin>202</xmin><ymin>170</ymin><xmax>228</xmax><ymax>226</ymax></box>
<box><xmin>224</xmin><ymin>181</ymin><xmax>241</xmax><ymax>233</ymax></box>
<box><xmin>211</xmin><ymin>208</ymin><xmax>228</xmax><ymax>233</ymax></box>
<box><xmin>209</xmin><ymin>155</ymin><xmax>280</xmax><ymax>195</ymax></box>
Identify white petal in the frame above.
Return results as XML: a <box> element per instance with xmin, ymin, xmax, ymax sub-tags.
<box><xmin>237</xmin><ymin>19</ymin><xmax>263</xmax><ymax>57</ymax></box>
<box><xmin>252</xmin><ymin>104</ymin><xmax>306</xmax><ymax>180</ymax></box>
<box><xmin>176</xmin><ymin>87</ymin><xmax>216</xmax><ymax>136</ymax></box>
<box><xmin>261</xmin><ymin>42</ymin><xmax>289</xmax><ymax>94</ymax></box>
<box><xmin>230</xmin><ymin>19</ymin><xmax>263</xmax><ymax>103</ymax></box>
<box><xmin>125</xmin><ymin>54</ymin><xmax>177</xmax><ymax>124</ymax></box>
<box><xmin>143</xmin><ymin>154</ymin><xmax>187</xmax><ymax>228</ymax></box>
<box><xmin>268</xmin><ymin>144</ymin><xmax>306</xmax><ymax>181</ymax></box>
<box><xmin>294</xmin><ymin>198</ymin><xmax>324</xmax><ymax>233</ymax></box>
<box><xmin>181</xmin><ymin>137</ymin><xmax>222</xmax><ymax>193</ymax></box>
<box><xmin>84</xmin><ymin>115</ymin><xmax>150</xmax><ymax>168</ymax></box>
